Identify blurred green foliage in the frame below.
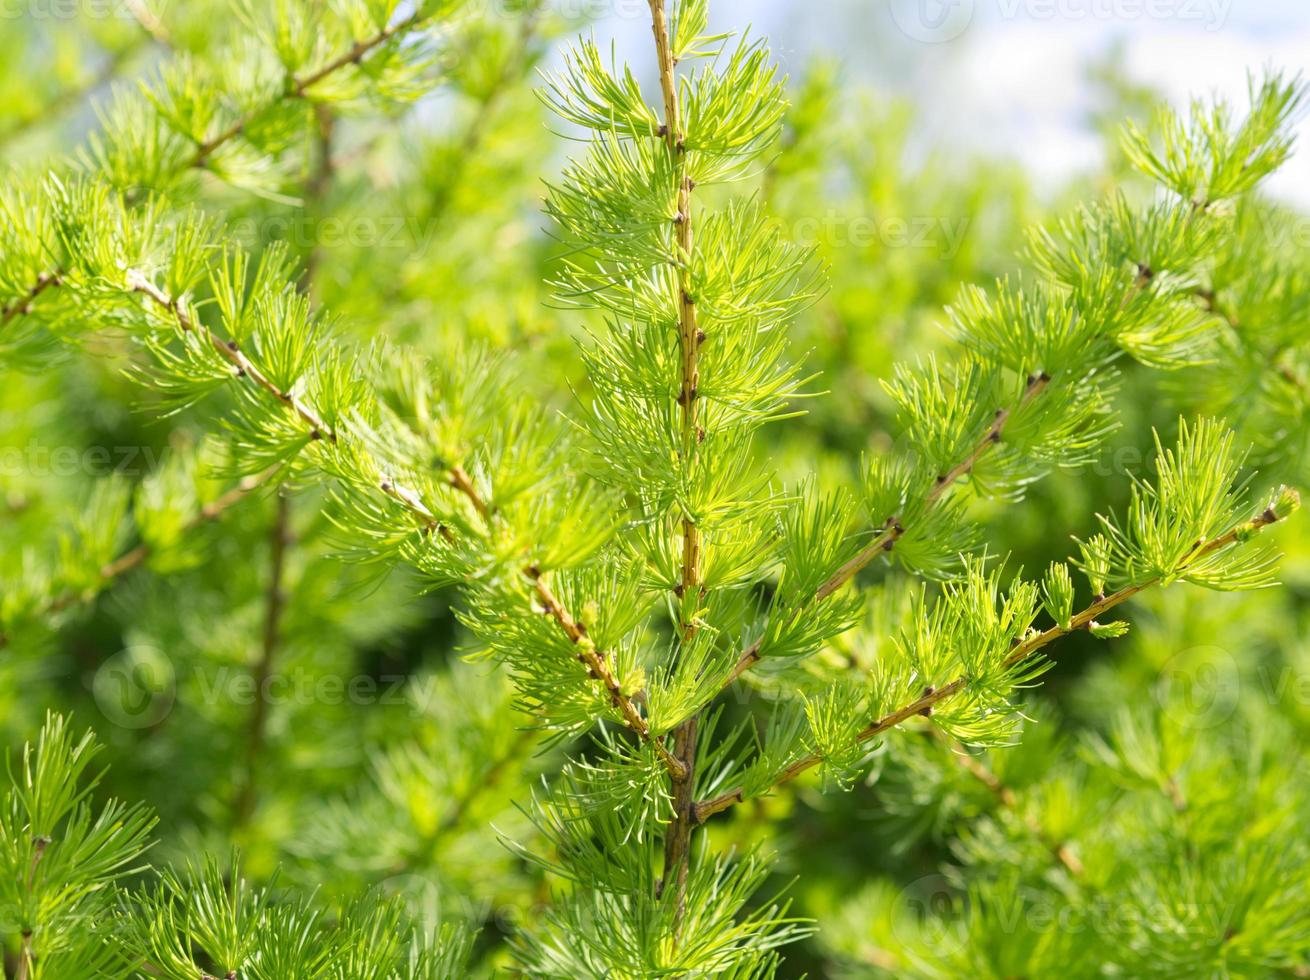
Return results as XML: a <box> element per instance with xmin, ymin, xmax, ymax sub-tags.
<box><xmin>0</xmin><ymin>1</ymin><xmax>1308</xmax><ymax>976</ymax></box>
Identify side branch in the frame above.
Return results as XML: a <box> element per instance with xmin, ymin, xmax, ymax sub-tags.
<box><xmin>726</xmin><ymin>371</ymin><xmax>1052</xmax><ymax>685</ymax></box>
<box><xmin>694</xmin><ymin>499</ymin><xmax>1288</xmax><ymax>822</ymax></box>
<box><xmin>0</xmin><ymin>271</ymin><xmax>62</xmax><ymax>327</ymax></box>
<box><xmin>0</xmin><ymin>467</ymin><xmax>277</xmax><ymax>650</ymax></box>
<box><xmin>127</xmin><ymin>273</ymin><xmax>336</xmax><ymax>441</ymax></box>
<box><xmin>527</xmin><ymin>568</ymin><xmax>687</xmax><ymax>780</ymax></box>
<box><xmin>127</xmin><ymin>274</ymin><xmax>448</xmax><ymax>536</ymax></box>
<box><xmin>440</xmin><ymin>454</ymin><xmax>683</xmax><ymax>778</ymax></box>
<box><xmin>189</xmin><ymin>10</ymin><xmax>427</xmax><ymax>169</ymax></box>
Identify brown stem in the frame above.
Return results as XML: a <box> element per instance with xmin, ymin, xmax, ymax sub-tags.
<box><xmin>127</xmin><ymin>274</ymin><xmax>336</xmax><ymax>440</ymax></box>
<box><xmin>526</xmin><ymin>567</ymin><xmax>686</xmax><ymax>780</ymax></box>
<box><xmin>232</xmin><ymin>492</ymin><xmax>292</xmax><ymax>826</ymax></box>
<box><xmin>694</xmin><ymin>500</ymin><xmax>1286</xmax><ymax>822</ymax></box>
<box><xmin>0</xmin><ymin>467</ymin><xmax>278</xmax><ymax>652</ymax></box>
<box><xmin>439</xmin><ymin>456</ymin><xmax>682</xmax><ymax>777</ymax></box>
<box><xmin>448</xmin><ymin>464</ymin><xmax>490</xmax><ymax>521</ymax></box>
<box><xmin>646</xmin><ymin>0</ymin><xmax>702</xmax><ymax>930</ymax></box>
<box><xmin>951</xmin><ymin>743</ymin><xmax>1083</xmax><ymax>876</ymax></box>
<box><xmin>0</xmin><ymin>271</ymin><xmax>62</xmax><ymax>327</ymax></box>
<box><xmin>14</xmin><ymin>934</ymin><xmax>32</xmax><ymax>980</ymax></box>
<box><xmin>189</xmin><ymin>11</ymin><xmax>425</xmax><ymax>171</ymax></box>
<box><xmin>725</xmin><ymin>372</ymin><xmax>1052</xmax><ymax>686</ymax></box>
<box><xmin>14</xmin><ymin>835</ymin><xmax>50</xmax><ymax>980</ymax></box>
<box><xmin>129</xmin><ymin>276</ymin><xmax>447</xmax><ymax>542</ymax></box>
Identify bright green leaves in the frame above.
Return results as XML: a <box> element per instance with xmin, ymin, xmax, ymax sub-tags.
<box><xmin>868</xmin><ymin>353</ymin><xmax>1109</xmax><ymax>577</ymax></box>
<box><xmin>751</xmin><ymin>486</ymin><xmax>864</xmax><ymax>662</ymax></box>
<box><xmin>682</xmin><ymin>38</ymin><xmax>786</xmax><ymax>176</ymax></box>
<box><xmin>878</xmin><ymin>561</ymin><xmax>1046</xmax><ymax>749</ymax></box>
<box><xmin>124</xmin><ymin>852</ymin><xmax>269</xmax><ymax>979</ymax></box>
<box><xmin>1122</xmin><ymin>73</ymin><xmax>1306</xmax><ymax>207</ymax></box>
<box><xmin>81</xmin><ymin>0</ymin><xmax>464</xmax><ymax>197</ymax></box>
<box><xmin>670</xmin><ymin>0</ymin><xmax>727</xmax><ymax>63</ymax></box>
<box><xmin>512</xmin><ymin>824</ymin><xmax>805</xmax><ymax>978</ymax></box>
<box><xmin>461</xmin><ymin>561</ymin><xmax>652</xmax><ymax>737</ymax></box>
<box><xmin>1089</xmin><ymin>418</ymin><xmax>1280</xmax><ymax>592</ymax></box>
<box><xmin>1028</xmin><ymin>198</ymin><xmax>1217</xmax><ymax>369</ymax></box>
<box><xmin>801</xmin><ymin>681</ymin><xmax>870</xmax><ymax>789</ymax></box>
<box><xmin>948</xmin><ymin>282</ymin><xmax>1104</xmax><ymax>377</ymax></box>
<box><xmin>0</xmin><ymin>715</ymin><xmax>154</xmax><ymax>980</ymax></box>
<box><xmin>540</xmin><ymin>39</ymin><xmax>662</xmax><ymax>139</ymax></box>
<box><xmin>543</xmin><ymin>10</ymin><xmax>808</xmax><ymax>604</ymax></box>
<box><xmin>1174</xmin><ymin>199</ymin><xmax>1310</xmax><ymax>492</ymax></box>
<box><xmin>693</xmin><ymin>204</ymin><xmax>820</xmax><ymax>329</ymax></box>
<box><xmin>1041</xmin><ymin>561</ymin><xmax>1075</xmax><ymax>631</ymax></box>
<box><xmin>1087</xmin><ymin>619</ymin><xmax>1130</xmax><ymax>639</ymax></box>
<box><xmin>547</xmin><ymin>134</ymin><xmax>678</xmax><ymax>299</ymax></box>
<box><xmin>857</xmin><ymin>79</ymin><xmax>1303</xmax><ymax>591</ymax></box>
<box><xmin>735</xmin><ymin>418</ymin><xmax>1292</xmax><ymax>800</ymax></box>
<box><xmin>120</xmin><ymin>851</ymin><xmax>474</xmax><ymax>980</ymax></box>
<box><xmin>533</xmin><ymin>7</ymin><xmax>820</xmax><ymax>970</ymax></box>
<box><xmin>208</xmin><ymin>244</ymin><xmax>301</xmax><ymax>347</ymax></box>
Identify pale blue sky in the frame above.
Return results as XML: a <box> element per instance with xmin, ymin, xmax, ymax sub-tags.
<box><xmin>588</xmin><ymin>0</ymin><xmax>1310</xmax><ymax>205</ymax></box>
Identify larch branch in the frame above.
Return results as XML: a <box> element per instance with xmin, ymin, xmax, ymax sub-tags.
<box><xmin>725</xmin><ymin>371</ymin><xmax>1053</xmax><ymax>686</ymax></box>
<box><xmin>694</xmin><ymin>499</ymin><xmax>1288</xmax><ymax>822</ymax></box>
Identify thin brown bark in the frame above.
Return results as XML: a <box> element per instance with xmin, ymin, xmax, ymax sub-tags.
<box><xmin>646</xmin><ymin>0</ymin><xmax>702</xmax><ymax>929</ymax></box>
<box><xmin>694</xmin><ymin>499</ymin><xmax>1287</xmax><ymax>822</ymax></box>
<box><xmin>443</xmin><ymin>458</ymin><xmax>684</xmax><ymax>779</ymax></box>
<box><xmin>127</xmin><ymin>274</ymin><xmax>337</xmax><ymax>441</ymax></box>
<box><xmin>14</xmin><ymin>835</ymin><xmax>49</xmax><ymax>980</ymax></box>
<box><xmin>725</xmin><ymin>371</ymin><xmax>1053</xmax><ymax>686</ymax></box>
<box><xmin>189</xmin><ymin>10</ymin><xmax>425</xmax><ymax>171</ymax></box>
<box><xmin>0</xmin><ymin>467</ymin><xmax>278</xmax><ymax>651</ymax></box>
<box><xmin>951</xmin><ymin>745</ymin><xmax>1084</xmax><ymax>876</ymax></box>
<box><xmin>232</xmin><ymin>491</ymin><xmax>292</xmax><ymax>826</ymax></box>
<box><xmin>0</xmin><ymin>271</ymin><xmax>61</xmax><ymax>327</ymax></box>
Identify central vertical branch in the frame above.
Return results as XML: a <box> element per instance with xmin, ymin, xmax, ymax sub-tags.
<box><xmin>649</xmin><ymin>0</ymin><xmax>702</xmax><ymax>932</ymax></box>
